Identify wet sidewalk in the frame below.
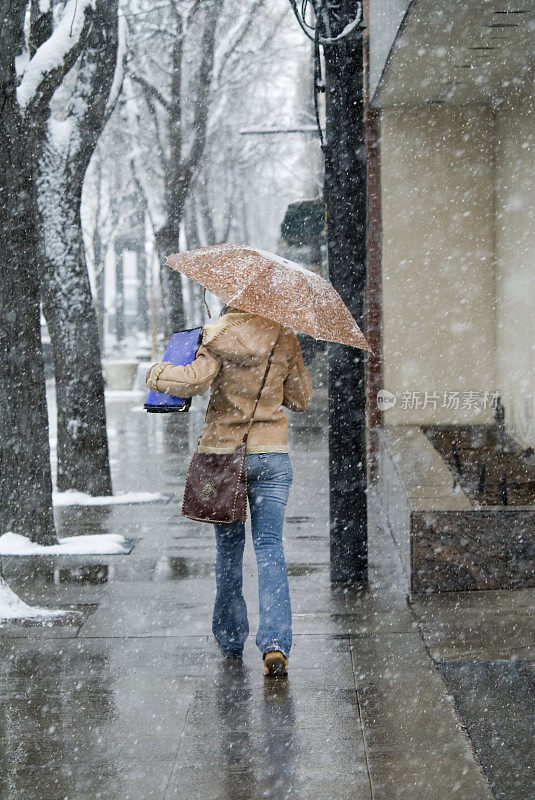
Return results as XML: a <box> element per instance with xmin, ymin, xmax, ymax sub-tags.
<box><xmin>0</xmin><ymin>392</ymin><xmax>531</xmax><ymax>799</ymax></box>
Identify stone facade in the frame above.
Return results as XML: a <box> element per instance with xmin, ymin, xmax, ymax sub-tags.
<box><xmin>377</xmin><ymin>426</ymin><xmax>535</xmax><ymax>594</ymax></box>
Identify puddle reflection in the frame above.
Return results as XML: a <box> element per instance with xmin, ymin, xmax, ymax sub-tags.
<box><xmin>214</xmin><ymin>660</ymin><xmax>256</xmax><ymax>796</ymax></box>
<box><xmin>53</xmin><ymin>564</ymin><xmax>109</xmax><ymax>584</ymax></box>
<box><xmin>261</xmin><ymin>679</ymin><xmax>297</xmax><ymax>796</ymax></box>
<box><xmin>8</xmin><ymin>557</ymin><xmax>215</xmax><ymax>588</ymax></box>
<box><xmin>286</xmin><ymin>563</ymin><xmax>321</xmax><ymax>577</ymax></box>
<box><xmin>5</xmin><ymin>561</ymin><xmax>110</xmax><ymax>587</ymax></box>
<box><xmin>214</xmin><ymin>661</ymin><xmax>297</xmax><ymax>798</ymax></box>
<box><xmin>154</xmin><ymin>555</ymin><xmax>189</xmax><ymax>579</ymax></box>
<box><xmin>153</xmin><ymin>556</ymin><xmax>214</xmax><ymax>580</ymax></box>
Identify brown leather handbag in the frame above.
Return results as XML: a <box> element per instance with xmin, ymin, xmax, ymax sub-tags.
<box><xmin>181</xmin><ymin>333</ymin><xmax>279</xmax><ymax>524</ymax></box>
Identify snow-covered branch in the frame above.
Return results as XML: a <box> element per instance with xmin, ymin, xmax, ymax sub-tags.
<box><xmin>17</xmin><ymin>0</ymin><xmax>95</xmax><ymax>113</ymax></box>
<box><xmin>132</xmin><ymin>74</ymin><xmax>171</xmax><ymax>110</ymax></box>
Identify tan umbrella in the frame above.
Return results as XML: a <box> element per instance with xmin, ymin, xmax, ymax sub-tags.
<box><xmin>166</xmin><ymin>243</ymin><xmax>371</xmax><ymax>351</ymax></box>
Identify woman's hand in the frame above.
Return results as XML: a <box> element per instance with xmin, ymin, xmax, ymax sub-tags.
<box><xmin>145</xmin><ymin>364</ymin><xmax>158</xmax><ymax>385</ymax></box>
<box><xmin>145</xmin><ymin>362</ymin><xmax>172</xmax><ymax>391</ymax></box>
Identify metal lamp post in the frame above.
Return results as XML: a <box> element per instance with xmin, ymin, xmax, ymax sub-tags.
<box><xmin>315</xmin><ymin>0</ymin><xmax>368</xmax><ymax>583</ymax></box>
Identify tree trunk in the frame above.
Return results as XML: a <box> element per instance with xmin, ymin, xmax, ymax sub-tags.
<box><xmin>39</xmin><ymin>176</ymin><xmax>112</xmax><ymax>495</ymax></box>
<box><xmin>323</xmin><ymin>1</ymin><xmax>368</xmax><ymax>583</ymax></box>
<box><xmin>92</xmin><ymin>160</ymin><xmax>106</xmax><ymax>349</ymax></box>
<box><xmin>136</xmin><ymin>246</ymin><xmax>149</xmax><ymax>335</ymax></box>
<box><xmin>155</xmin><ymin>224</ymin><xmax>185</xmax><ymax>336</ymax></box>
<box><xmin>93</xmin><ymin>223</ymin><xmax>106</xmax><ymax>348</ymax></box>
<box><xmin>114</xmin><ymin>246</ymin><xmax>126</xmax><ymax>344</ymax></box>
<box><xmin>0</xmin><ymin>1</ymin><xmax>57</xmax><ymax>544</ymax></box>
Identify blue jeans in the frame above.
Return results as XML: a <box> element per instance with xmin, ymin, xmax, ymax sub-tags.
<box><xmin>212</xmin><ymin>453</ymin><xmax>293</xmax><ymax>659</ymax></box>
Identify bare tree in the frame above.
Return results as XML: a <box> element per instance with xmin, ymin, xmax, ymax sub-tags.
<box><xmin>181</xmin><ymin>2</ymin><xmax>303</xmax><ymax>251</ymax></box>
<box><xmin>26</xmin><ymin>0</ymin><xmax>124</xmax><ymax>495</ymax></box>
<box><xmin>124</xmin><ymin>0</ymin><xmax>221</xmax><ymax>333</ymax></box>
<box><xmin>90</xmin><ymin>0</ymin><xmax>310</xmax><ymax>337</ymax></box>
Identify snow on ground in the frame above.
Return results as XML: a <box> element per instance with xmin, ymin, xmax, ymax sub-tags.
<box><xmin>0</xmin><ymin>578</ymin><xmax>67</xmax><ymax>622</ymax></box>
<box><xmin>0</xmin><ymin>532</ymin><xmax>129</xmax><ymax>556</ymax></box>
<box><xmin>53</xmin><ymin>490</ymin><xmax>164</xmax><ymax>506</ymax></box>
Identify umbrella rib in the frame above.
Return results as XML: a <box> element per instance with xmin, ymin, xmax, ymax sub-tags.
<box><xmin>304</xmin><ymin>275</ymin><xmax>318</xmax><ymax>338</ymax></box>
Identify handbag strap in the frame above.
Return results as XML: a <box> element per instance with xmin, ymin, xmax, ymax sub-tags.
<box><xmin>243</xmin><ymin>328</ymin><xmax>281</xmax><ymax>444</ymax></box>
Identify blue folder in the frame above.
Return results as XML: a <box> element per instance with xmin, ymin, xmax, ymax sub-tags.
<box><xmin>144</xmin><ymin>326</ymin><xmax>203</xmax><ymax>413</ymax></box>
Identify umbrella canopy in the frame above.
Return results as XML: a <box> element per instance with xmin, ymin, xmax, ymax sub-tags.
<box><xmin>166</xmin><ymin>243</ymin><xmax>371</xmax><ymax>351</ymax></box>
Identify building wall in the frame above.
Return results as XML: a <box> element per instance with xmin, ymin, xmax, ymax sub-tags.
<box><xmin>380</xmin><ymin>105</ymin><xmax>497</xmax><ymax>424</ymax></box>
<box><xmin>494</xmin><ymin>85</ymin><xmax>535</xmax><ymax>447</ymax></box>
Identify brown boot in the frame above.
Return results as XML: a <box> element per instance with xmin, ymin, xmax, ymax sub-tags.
<box><xmin>263</xmin><ymin>650</ymin><xmax>288</xmax><ymax>677</ymax></box>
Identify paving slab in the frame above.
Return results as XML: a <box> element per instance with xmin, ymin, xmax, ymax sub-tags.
<box><xmin>410</xmin><ymin>588</ymin><xmax>535</xmax><ymax>660</ymax></box>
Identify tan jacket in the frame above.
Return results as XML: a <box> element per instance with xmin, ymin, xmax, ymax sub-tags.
<box><xmin>146</xmin><ymin>311</ymin><xmax>312</xmax><ymax>453</ymax></box>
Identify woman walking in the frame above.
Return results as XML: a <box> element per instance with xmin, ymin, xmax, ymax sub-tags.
<box><xmin>146</xmin><ymin>308</ymin><xmax>312</xmax><ymax>676</ymax></box>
